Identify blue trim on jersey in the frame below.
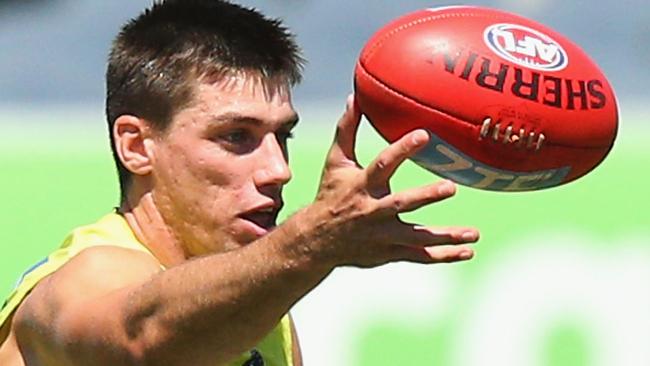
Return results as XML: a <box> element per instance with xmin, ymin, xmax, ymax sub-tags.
<box><xmin>1</xmin><ymin>257</ymin><xmax>49</xmax><ymax>311</ymax></box>
<box><xmin>15</xmin><ymin>257</ymin><xmax>49</xmax><ymax>288</ymax></box>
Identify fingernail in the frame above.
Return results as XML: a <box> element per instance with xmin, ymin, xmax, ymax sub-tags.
<box><xmin>411</xmin><ymin>130</ymin><xmax>428</xmax><ymax>145</ymax></box>
<box><xmin>437</xmin><ymin>181</ymin><xmax>456</xmax><ymax>196</ymax></box>
<box><xmin>346</xmin><ymin>93</ymin><xmax>354</xmax><ymax>110</ymax></box>
<box><xmin>460</xmin><ymin>250</ymin><xmax>474</xmax><ymax>260</ymax></box>
<box><xmin>462</xmin><ymin>231</ymin><xmax>477</xmax><ymax>242</ymax></box>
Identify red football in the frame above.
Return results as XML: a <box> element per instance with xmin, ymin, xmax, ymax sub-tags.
<box><xmin>354</xmin><ymin>6</ymin><xmax>618</xmax><ymax>191</ymax></box>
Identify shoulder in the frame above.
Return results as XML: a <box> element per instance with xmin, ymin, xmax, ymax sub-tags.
<box><xmin>52</xmin><ymin>245</ymin><xmax>162</xmax><ymax>288</ymax></box>
<box><xmin>8</xmin><ymin>246</ymin><xmax>162</xmax><ymax>365</ymax></box>
<box><xmin>14</xmin><ymin>245</ymin><xmax>161</xmax><ymax>329</ymax></box>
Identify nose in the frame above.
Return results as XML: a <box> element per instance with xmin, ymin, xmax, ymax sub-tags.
<box><xmin>253</xmin><ymin>134</ymin><xmax>292</xmax><ymax>187</ymax></box>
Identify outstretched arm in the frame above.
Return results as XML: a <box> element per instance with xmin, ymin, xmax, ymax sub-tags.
<box><xmin>12</xmin><ymin>95</ymin><xmax>478</xmax><ymax>366</ymax></box>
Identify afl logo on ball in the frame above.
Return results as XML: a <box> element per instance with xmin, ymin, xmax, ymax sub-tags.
<box><xmin>484</xmin><ymin>23</ymin><xmax>568</xmax><ymax>72</ymax></box>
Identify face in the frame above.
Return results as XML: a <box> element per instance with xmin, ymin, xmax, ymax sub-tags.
<box><xmin>150</xmin><ymin>73</ymin><xmax>298</xmax><ymax>257</ymax></box>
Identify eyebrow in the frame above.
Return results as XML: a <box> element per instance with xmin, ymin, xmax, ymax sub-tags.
<box><xmin>210</xmin><ymin>112</ymin><xmax>300</xmax><ymax>129</ymax></box>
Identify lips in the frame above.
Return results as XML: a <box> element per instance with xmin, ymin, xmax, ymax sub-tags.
<box><xmin>238</xmin><ymin>203</ymin><xmax>282</xmax><ymax>232</ymax></box>
<box><xmin>240</xmin><ymin>210</ymin><xmax>276</xmax><ymax>230</ymax></box>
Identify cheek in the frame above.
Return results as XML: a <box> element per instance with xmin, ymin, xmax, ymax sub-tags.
<box><xmin>154</xmin><ymin>140</ymin><xmax>259</xmax><ymax>213</ymax></box>
<box><xmin>156</xmin><ymin>144</ymin><xmax>199</xmax><ymax>187</ymax></box>
<box><xmin>153</xmin><ymin>142</ymin><xmax>221</xmax><ymax>207</ymax></box>
<box><xmin>201</xmin><ymin>156</ymin><xmax>257</xmax><ymax>203</ymax></box>
<box><xmin>197</xmin><ymin>148</ymin><xmax>241</xmax><ymax>186</ymax></box>
<box><xmin>185</xmin><ymin>146</ymin><xmax>259</xmax><ymax>204</ymax></box>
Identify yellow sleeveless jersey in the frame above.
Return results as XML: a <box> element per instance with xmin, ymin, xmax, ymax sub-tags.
<box><xmin>0</xmin><ymin>213</ymin><xmax>294</xmax><ymax>366</ymax></box>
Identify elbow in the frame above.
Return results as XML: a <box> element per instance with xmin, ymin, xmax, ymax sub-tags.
<box><xmin>51</xmin><ymin>306</ymin><xmax>164</xmax><ymax>366</ymax></box>
<box><xmin>119</xmin><ymin>302</ymin><xmax>198</xmax><ymax>366</ymax></box>
<box><xmin>121</xmin><ymin>319</ymin><xmax>171</xmax><ymax>366</ymax></box>
<box><xmin>121</xmin><ymin>317</ymin><xmax>242</xmax><ymax>366</ymax></box>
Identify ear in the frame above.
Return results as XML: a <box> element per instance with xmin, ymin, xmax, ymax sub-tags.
<box><xmin>113</xmin><ymin>115</ymin><xmax>155</xmax><ymax>176</ymax></box>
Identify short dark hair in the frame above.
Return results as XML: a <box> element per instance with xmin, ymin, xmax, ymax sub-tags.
<box><xmin>106</xmin><ymin>0</ymin><xmax>304</xmax><ymax>202</ymax></box>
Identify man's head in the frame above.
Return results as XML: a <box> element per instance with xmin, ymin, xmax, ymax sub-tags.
<box><xmin>106</xmin><ymin>0</ymin><xmax>304</xmax><ymax>255</ymax></box>
<box><xmin>106</xmin><ymin>0</ymin><xmax>303</xmax><ymax>201</ymax></box>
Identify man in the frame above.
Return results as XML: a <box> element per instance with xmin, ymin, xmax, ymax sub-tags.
<box><xmin>0</xmin><ymin>0</ymin><xmax>479</xmax><ymax>365</ymax></box>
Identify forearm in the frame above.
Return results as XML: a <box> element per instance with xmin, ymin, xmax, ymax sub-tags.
<box><xmin>120</xmin><ymin>206</ymin><xmax>331</xmax><ymax>365</ymax></box>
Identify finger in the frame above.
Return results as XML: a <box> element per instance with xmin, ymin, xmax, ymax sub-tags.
<box><xmin>388</xmin><ymin>224</ymin><xmax>479</xmax><ymax>247</ymax></box>
<box><xmin>366</xmin><ymin>129</ymin><xmax>430</xmax><ymax>185</ymax></box>
<box><xmin>388</xmin><ymin>244</ymin><xmax>475</xmax><ymax>264</ymax></box>
<box><xmin>376</xmin><ymin>180</ymin><xmax>456</xmax><ymax>215</ymax></box>
<box><xmin>327</xmin><ymin>94</ymin><xmax>362</xmax><ymax>164</ymax></box>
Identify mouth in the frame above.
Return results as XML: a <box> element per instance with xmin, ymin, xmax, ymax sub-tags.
<box><xmin>238</xmin><ymin>203</ymin><xmax>282</xmax><ymax>235</ymax></box>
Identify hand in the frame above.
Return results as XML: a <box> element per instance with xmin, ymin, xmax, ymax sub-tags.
<box><xmin>308</xmin><ymin>94</ymin><xmax>479</xmax><ymax>268</ymax></box>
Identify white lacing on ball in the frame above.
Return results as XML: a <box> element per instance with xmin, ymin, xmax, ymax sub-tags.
<box><xmin>479</xmin><ymin>117</ymin><xmax>545</xmax><ymax>151</ymax></box>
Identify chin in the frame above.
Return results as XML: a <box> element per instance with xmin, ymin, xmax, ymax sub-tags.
<box><xmin>223</xmin><ymin>233</ymin><xmax>258</xmax><ymax>251</ymax></box>
<box><xmin>236</xmin><ymin>233</ymin><xmax>263</xmax><ymax>247</ymax></box>
<box><xmin>205</xmin><ymin>222</ymin><xmax>277</xmax><ymax>253</ymax></box>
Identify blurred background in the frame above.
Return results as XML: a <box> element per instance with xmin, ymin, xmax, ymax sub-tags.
<box><xmin>1</xmin><ymin>1</ymin><xmax>648</xmax><ymax>365</ymax></box>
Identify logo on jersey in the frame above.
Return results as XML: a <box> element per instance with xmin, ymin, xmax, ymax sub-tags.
<box><xmin>484</xmin><ymin>23</ymin><xmax>568</xmax><ymax>72</ymax></box>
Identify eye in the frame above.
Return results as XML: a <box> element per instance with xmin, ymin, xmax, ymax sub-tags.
<box><xmin>221</xmin><ymin>129</ymin><xmax>253</xmax><ymax>145</ymax></box>
<box><xmin>216</xmin><ymin>128</ymin><xmax>259</xmax><ymax>154</ymax></box>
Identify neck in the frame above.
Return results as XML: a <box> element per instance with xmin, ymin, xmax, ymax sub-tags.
<box><xmin>119</xmin><ymin>190</ymin><xmax>187</xmax><ymax>268</ymax></box>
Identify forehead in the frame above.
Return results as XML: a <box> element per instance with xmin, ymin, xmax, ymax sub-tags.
<box><xmin>174</xmin><ymin>72</ymin><xmax>297</xmax><ymax>129</ymax></box>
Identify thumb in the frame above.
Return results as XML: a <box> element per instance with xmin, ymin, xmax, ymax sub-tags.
<box><xmin>327</xmin><ymin>94</ymin><xmax>362</xmax><ymax>165</ymax></box>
